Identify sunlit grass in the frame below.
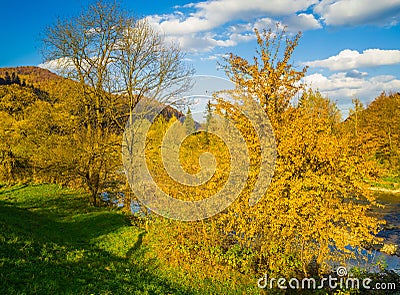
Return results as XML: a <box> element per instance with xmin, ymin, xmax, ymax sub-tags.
<box><xmin>0</xmin><ymin>184</ymin><xmax>194</xmax><ymax>294</ymax></box>
<box><xmin>0</xmin><ymin>184</ymin><xmax>262</xmax><ymax>294</ymax></box>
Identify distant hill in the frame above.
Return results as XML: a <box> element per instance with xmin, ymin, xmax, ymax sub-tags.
<box><xmin>0</xmin><ymin>66</ymin><xmax>61</xmax><ymax>87</ymax></box>
<box><xmin>0</xmin><ymin>66</ymin><xmax>185</xmax><ymax>122</ymax></box>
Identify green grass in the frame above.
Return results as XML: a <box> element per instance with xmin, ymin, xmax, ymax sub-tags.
<box><xmin>369</xmin><ymin>174</ymin><xmax>400</xmax><ymax>190</ymax></box>
<box><xmin>382</xmin><ymin>175</ymin><xmax>400</xmax><ymax>187</ymax></box>
<box><xmin>0</xmin><ymin>184</ymin><xmax>264</xmax><ymax>294</ymax></box>
<box><xmin>0</xmin><ymin>184</ymin><xmax>198</xmax><ymax>295</ymax></box>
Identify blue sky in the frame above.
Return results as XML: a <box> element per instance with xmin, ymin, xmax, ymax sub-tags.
<box><xmin>1</xmin><ymin>0</ymin><xmax>399</xmax><ymax>116</ymax></box>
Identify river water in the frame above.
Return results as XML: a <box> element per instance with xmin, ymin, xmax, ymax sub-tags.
<box><xmin>374</xmin><ymin>192</ymin><xmax>400</xmax><ymax>271</ymax></box>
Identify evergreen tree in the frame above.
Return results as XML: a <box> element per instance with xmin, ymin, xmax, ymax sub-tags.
<box><xmin>14</xmin><ymin>74</ymin><xmax>21</xmax><ymax>85</ymax></box>
<box><xmin>184</xmin><ymin>107</ymin><xmax>195</xmax><ymax>135</ymax></box>
<box><xmin>4</xmin><ymin>72</ymin><xmax>11</xmax><ymax>85</ymax></box>
<box><xmin>204</xmin><ymin>100</ymin><xmax>213</xmax><ymax>130</ymax></box>
<box><xmin>11</xmin><ymin>72</ymin><xmax>17</xmax><ymax>84</ymax></box>
<box><xmin>204</xmin><ymin>100</ymin><xmax>213</xmax><ymax>143</ymax></box>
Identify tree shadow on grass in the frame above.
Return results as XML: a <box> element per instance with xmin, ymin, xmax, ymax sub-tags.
<box><xmin>0</xmin><ymin>199</ymin><xmax>196</xmax><ymax>294</ymax></box>
<box><xmin>0</xmin><ymin>183</ymin><xmax>28</xmax><ymax>197</ymax></box>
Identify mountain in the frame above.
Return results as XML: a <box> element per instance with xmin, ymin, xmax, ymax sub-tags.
<box><xmin>0</xmin><ymin>66</ymin><xmax>185</xmax><ymax>122</ymax></box>
<box><xmin>0</xmin><ymin>66</ymin><xmax>61</xmax><ymax>84</ymax></box>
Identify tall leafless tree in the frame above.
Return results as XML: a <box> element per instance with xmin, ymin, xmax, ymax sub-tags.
<box><xmin>43</xmin><ymin>0</ymin><xmax>193</xmax><ymax>205</ymax></box>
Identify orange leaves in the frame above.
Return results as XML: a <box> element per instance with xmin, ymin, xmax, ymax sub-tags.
<box><xmin>143</xmin><ymin>29</ymin><xmax>385</xmax><ymax>280</ymax></box>
<box><xmin>221</xmin><ymin>26</ymin><xmax>307</xmax><ymax>125</ymax></box>
<box><xmin>208</xmin><ymin>88</ymin><xmax>382</xmax><ymax>277</ymax></box>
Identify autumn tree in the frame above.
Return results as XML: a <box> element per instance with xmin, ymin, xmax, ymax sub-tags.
<box><xmin>220</xmin><ymin>25</ymin><xmax>307</xmax><ymax>125</ymax></box>
<box><xmin>349</xmin><ymin>98</ymin><xmax>365</xmax><ymax>140</ymax></box>
<box><xmin>0</xmin><ymin>82</ymin><xmax>43</xmax><ymax>182</ymax></box>
<box><xmin>203</xmin><ymin>100</ymin><xmax>213</xmax><ymax>144</ymax></box>
<box><xmin>346</xmin><ymin>92</ymin><xmax>400</xmax><ymax>176</ymax></box>
<box><xmin>204</xmin><ymin>100</ymin><xmax>213</xmax><ymax>128</ymax></box>
<box><xmin>0</xmin><ymin>111</ymin><xmax>21</xmax><ymax>182</ymax></box>
<box><xmin>208</xmin><ymin>26</ymin><xmax>382</xmax><ymax>277</ymax></box>
<box><xmin>42</xmin><ymin>0</ymin><xmax>192</xmax><ymax>204</ymax></box>
<box><xmin>135</xmin><ymin>26</ymin><xmax>383</xmax><ymax>279</ymax></box>
<box><xmin>299</xmin><ymin>89</ymin><xmax>342</xmax><ymax>129</ymax></box>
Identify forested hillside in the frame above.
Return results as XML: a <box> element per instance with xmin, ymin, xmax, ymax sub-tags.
<box><xmin>0</xmin><ymin>67</ymin><xmax>184</xmax><ymax>205</ymax></box>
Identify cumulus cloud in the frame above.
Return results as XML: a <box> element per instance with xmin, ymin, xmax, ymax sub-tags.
<box><xmin>304</xmin><ymin>49</ymin><xmax>400</xmax><ymax>70</ymax></box>
<box><xmin>38</xmin><ymin>57</ymin><xmax>75</xmax><ymax>73</ymax></box>
<box><xmin>314</xmin><ymin>0</ymin><xmax>400</xmax><ymax>26</ymax></box>
<box><xmin>146</xmin><ymin>0</ymin><xmax>321</xmax><ymax>52</ymax></box>
<box><xmin>283</xmin><ymin>13</ymin><xmax>322</xmax><ymax>31</ymax></box>
<box><xmin>144</xmin><ymin>0</ymin><xmax>400</xmax><ymax>53</ymax></box>
<box><xmin>345</xmin><ymin>69</ymin><xmax>368</xmax><ymax>78</ymax></box>
<box><xmin>154</xmin><ymin>0</ymin><xmax>318</xmax><ymax>35</ymax></box>
<box><xmin>253</xmin><ymin>17</ymin><xmax>277</xmax><ymax>31</ymax></box>
<box><xmin>164</xmin><ymin>32</ymin><xmax>241</xmax><ymax>53</ymax></box>
<box><xmin>304</xmin><ymin>72</ymin><xmax>400</xmax><ymax>115</ymax></box>
<box><xmin>200</xmin><ymin>53</ymin><xmax>229</xmax><ymax>61</ymax></box>
<box><xmin>253</xmin><ymin>14</ymin><xmax>321</xmax><ymax>33</ymax></box>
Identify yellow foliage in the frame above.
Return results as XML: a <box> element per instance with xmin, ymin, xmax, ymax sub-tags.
<box><xmin>144</xmin><ymin>28</ymin><xmax>384</xmax><ymax>280</ymax></box>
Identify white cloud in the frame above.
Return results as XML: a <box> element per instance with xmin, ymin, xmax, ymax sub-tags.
<box><xmin>345</xmin><ymin>69</ymin><xmax>368</xmax><ymax>78</ymax></box>
<box><xmin>166</xmin><ymin>32</ymin><xmax>238</xmax><ymax>53</ymax></box>
<box><xmin>314</xmin><ymin>0</ymin><xmax>400</xmax><ymax>26</ymax></box>
<box><xmin>146</xmin><ymin>0</ymin><xmax>321</xmax><ymax>52</ymax></box>
<box><xmin>283</xmin><ymin>13</ymin><xmax>322</xmax><ymax>31</ymax></box>
<box><xmin>157</xmin><ymin>22</ymin><xmax>259</xmax><ymax>53</ymax></box>
<box><xmin>145</xmin><ymin>0</ymin><xmax>400</xmax><ymax>53</ymax></box>
<box><xmin>304</xmin><ymin>49</ymin><xmax>400</xmax><ymax>70</ymax></box>
<box><xmin>253</xmin><ymin>17</ymin><xmax>277</xmax><ymax>31</ymax></box>
<box><xmin>38</xmin><ymin>57</ymin><xmax>75</xmax><ymax>73</ymax></box>
<box><xmin>156</xmin><ymin>0</ymin><xmax>318</xmax><ymax>35</ymax></box>
<box><xmin>228</xmin><ymin>23</ymin><xmax>253</xmax><ymax>33</ymax></box>
<box><xmin>200</xmin><ymin>53</ymin><xmax>229</xmax><ymax>61</ymax></box>
<box><xmin>304</xmin><ymin>72</ymin><xmax>400</xmax><ymax>114</ymax></box>
<box><xmin>193</xmin><ymin>0</ymin><xmax>318</xmax><ymax>22</ymax></box>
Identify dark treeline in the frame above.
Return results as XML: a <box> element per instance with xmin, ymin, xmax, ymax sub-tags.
<box><xmin>0</xmin><ymin>71</ymin><xmax>24</xmax><ymax>86</ymax></box>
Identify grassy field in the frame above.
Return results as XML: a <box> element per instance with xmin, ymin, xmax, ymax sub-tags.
<box><xmin>0</xmin><ymin>184</ymin><xmax>262</xmax><ymax>295</ymax></box>
<box><xmin>0</xmin><ymin>184</ymin><xmax>198</xmax><ymax>294</ymax></box>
